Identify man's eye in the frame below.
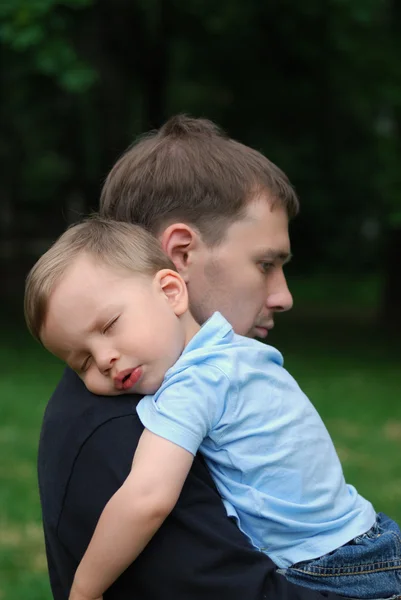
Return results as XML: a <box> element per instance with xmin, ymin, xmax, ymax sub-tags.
<box><xmin>259</xmin><ymin>262</ymin><xmax>273</xmax><ymax>273</ymax></box>
<box><xmin>103</xmin><ymin>317</ymin><xmax>119</xmax><ymax>334</ymax></box>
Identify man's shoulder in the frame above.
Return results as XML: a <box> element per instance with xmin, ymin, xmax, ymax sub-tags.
<box><xmin>38</xmin><ymin>368</ymin><xmax>143</xmax><ymax>523</ymax></box>
<box><xmin>171</xmin><ymin>335</ymin><xmax>283</xmax><ymax>385</ymax></box>
<box><xmin>43</xmin><ymin>367</ymin><xmax>141</xmax><ymax>429</ymax></box>
<box><xmin>40</xmin><ymin>368</ymin><xmax>143</xmax><ymax>457</ymax></box>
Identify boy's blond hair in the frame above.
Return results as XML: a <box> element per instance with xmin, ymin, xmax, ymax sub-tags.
<box><xmin>24</xmin><ymin>216</ymin><xmax>175</xmax><ymax>342</ymax></box>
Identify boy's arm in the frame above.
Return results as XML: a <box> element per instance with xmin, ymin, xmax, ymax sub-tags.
<box><xmin>69</xmin><ymin>428</ymin><xmax>194</xmax><ymax>600</ymax></box>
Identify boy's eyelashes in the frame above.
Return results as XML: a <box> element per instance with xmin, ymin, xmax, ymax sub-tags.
<box><xmin>77</xmin><ymin>316</ymin><xmax>120</xmax><ymax>373</ymax></box>
<box><xmin>80</xmin><ymin>355</ymin><xmax>92</xmax><ymax>373</ymax></box>
<box><xmin>102</xmin><ymin>316</ymin><xmax>119</xmax><ymax>334</ymax></box>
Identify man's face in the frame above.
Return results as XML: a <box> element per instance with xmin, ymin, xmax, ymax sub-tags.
<box><xmin>183</xmin><ymin>196</ymin><xmax>293</xmax><ymax>338</ymax></box>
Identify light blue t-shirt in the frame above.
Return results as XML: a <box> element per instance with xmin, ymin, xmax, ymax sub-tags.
<box><xmin>137</xmin><ymin>312</ymin><xmax>375</xmax><ymax>568</ymax></box>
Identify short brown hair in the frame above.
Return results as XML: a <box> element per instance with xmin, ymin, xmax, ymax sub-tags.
<box><xmin>24</xmin><ymin>217</ymin><xmax>175</xmax><ymax>342</ymax></box>
<box><xmin>100</xmin><ymin>115</ymin><xmax>299</xmax><ymax>245</ymax></box>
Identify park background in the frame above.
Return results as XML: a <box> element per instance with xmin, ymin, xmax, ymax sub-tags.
<box><xmin>0</xmin><ymin>1</ymin><xmax>400</xmax><ymax>598</ymax></box>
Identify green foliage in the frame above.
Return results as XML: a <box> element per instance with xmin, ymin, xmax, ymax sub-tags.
<box><xmin>1</xmin><ymin>0</ymin><xmax>401</xmax><ymax>270</ymax></box>
<box><xmin>0</xmin><ymin>0</ymin><xmax>96</xmax><ymax>92</ymax></box>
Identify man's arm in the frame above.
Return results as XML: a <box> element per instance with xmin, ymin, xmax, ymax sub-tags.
<box><xmin>70</xmin><ymin>431</ymin><xmax>193</xmax><ymax>599</ymax></box>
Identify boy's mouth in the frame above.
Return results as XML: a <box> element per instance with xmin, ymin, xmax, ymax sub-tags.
<box><xmin>114</xmin><ymin>367</ymin><xmax>143</xmax><ymax>391</ymax></box>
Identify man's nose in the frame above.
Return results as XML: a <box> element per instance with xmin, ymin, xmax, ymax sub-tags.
<box><xmin>266</xmin><ymin>271</ymin><xmax>293</xmax><ymax>313</ymax></box>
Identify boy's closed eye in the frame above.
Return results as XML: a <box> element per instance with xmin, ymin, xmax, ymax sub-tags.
<box><xmin>76</xmin><ymin>315</ymin><xmax>120</xmax><ymax>373</ymax></box>
<box><xmin>80</xmin><ymin>356</ymin><xmax>92</xmax><ymax>373</ymax></box>
<box><xmin>103</xmin><ymin>316</ymin><xmax>119</xmax><ymax>334</ymax></box>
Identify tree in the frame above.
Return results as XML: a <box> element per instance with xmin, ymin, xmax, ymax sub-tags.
<box><xmin>378</xmin><ymin>0</ymin><xmax>401</xmax><ymax>329</ymax></box>
<box><xmin>1</xmin><ymin>0</ymin><xmax>401</xmax><ymax>318</ymax></box>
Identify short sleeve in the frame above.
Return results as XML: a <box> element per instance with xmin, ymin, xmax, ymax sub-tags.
<box><xmin>136</xmin><ymin>364</ymin><xmax>231</xmax><ymax>455</ymax></box>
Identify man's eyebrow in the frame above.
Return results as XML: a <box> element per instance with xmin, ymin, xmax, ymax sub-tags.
<box><xmin>255</xmin><ymin>249</ymin><xmax>292</xmax><ymax>264</ymax></box>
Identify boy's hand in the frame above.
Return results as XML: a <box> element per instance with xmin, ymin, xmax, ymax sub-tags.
<box><xmin>69</xmin><ymin>582</ymin><xmax>102</xmax><ymax>600</ymax></box>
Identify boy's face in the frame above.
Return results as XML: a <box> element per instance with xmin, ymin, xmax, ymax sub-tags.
<box><xmin>41</xmin><ymin>255</ymin><xmax>190</xmax><ymax>396</ymax></box>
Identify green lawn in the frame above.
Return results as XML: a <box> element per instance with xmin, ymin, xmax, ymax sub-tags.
<box><xmin>1</xmin><ymin>275</ymin><xmax>400</xmax><ymax>599</ymax></box>
<box><xmin>0</xmin><ymin>330</ymin><xmax>62</xmax><ymax>600</ymax></box>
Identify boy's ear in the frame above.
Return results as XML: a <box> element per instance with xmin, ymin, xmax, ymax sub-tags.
<box><xmin>158</xmin><ymin>223</ymin><xmax>201</xmax><ymax>282</ymax></box>
<box><xmin>154</xmin><ymin>269</ymin><xmax>189</xmax><ymax>316</ymax></box>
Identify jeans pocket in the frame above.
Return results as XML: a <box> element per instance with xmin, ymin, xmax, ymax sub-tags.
<box><xmin>353</xmin><ymin>522</ymin><xmax>380</xmax><ymax>544</ymax></box>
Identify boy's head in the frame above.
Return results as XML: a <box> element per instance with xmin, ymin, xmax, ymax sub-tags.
<box><xmin>100</xmin><ymin>115</ymin><xmax>296</xmax><ymax>337</ymax></box>
<box><xmin>25</xmin><ymin>217</ymin><xmax>200</xmax><ymax>396</ymax></box>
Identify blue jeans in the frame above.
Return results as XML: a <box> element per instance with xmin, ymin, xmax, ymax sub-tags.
<box><xmin>280</xmin><ymin>513</ymin><xmax>401</xmax><ymax>599</ymax></box>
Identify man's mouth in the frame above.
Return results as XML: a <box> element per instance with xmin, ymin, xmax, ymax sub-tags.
<box><xmin>253</xmin><ymin>323</ymin><xmax>274</xmax><ymax>339</ymax></box>
<box><xmin>254</xmin><ymin>326</ymin><xmax>268</xmax><ymax>339</ymax></box>
<box><xmin>114</xmin><ymin>367</ymin><xmax>143</xmax><ymax>391</ymax></box>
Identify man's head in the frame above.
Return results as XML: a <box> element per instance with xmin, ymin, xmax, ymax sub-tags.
<box><xmin>100</xmin><ymin>115</ymin><xmax>298</xmax><ymax>337</ymax></box>
<box><xmin>24</xmin><ymin>218</ymin><xmax>199</xmax><ymax>396</ymax></box>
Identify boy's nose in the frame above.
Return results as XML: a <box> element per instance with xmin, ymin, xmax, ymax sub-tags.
<box><xmin>96</xmin><ymin>353</ymin><xmax>118</xmax><ymax>375</ymax></box>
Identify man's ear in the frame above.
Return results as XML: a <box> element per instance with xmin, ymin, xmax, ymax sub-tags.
<box><xmin>154</xmin><ymin>269</ymin><xmax>189</xmax><ymax>316</ymax></box>
<box><xmin>158</xmin><ymin>224</ymin><xmax>201</xmax><ymax>282</ymax></box>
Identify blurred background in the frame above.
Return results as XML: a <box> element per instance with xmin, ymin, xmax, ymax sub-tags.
<box><xmin>1</xmin><ymin>1</ymin><xmax>400</xmax><ymax>598</ymax></box>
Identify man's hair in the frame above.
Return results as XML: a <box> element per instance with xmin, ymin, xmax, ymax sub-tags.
<box><xmin>100</xmin><ymin>115</ymin><xmax>299</xmax><ymax>245</ymax></box>
<box><xmin>24</xmin><ymin>217</ymin><xmax>175</xmax><ymax>342</ymax></box>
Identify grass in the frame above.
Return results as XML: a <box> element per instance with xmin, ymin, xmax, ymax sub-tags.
<box><xmin>1</xmin><ymin>274</ymin><xmax>400</xmax><ymax>599</ymax></box>
<box><xmin>0</xmin><ymin>330</ymin><xmax>62</xmax><ymax>599</ymax></box>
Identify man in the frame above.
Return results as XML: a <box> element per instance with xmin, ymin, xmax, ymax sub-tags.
<box><xmin>38</xmin><ymin>115</ymin><xmax>343</xmax><ymax>600</ymax></box>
